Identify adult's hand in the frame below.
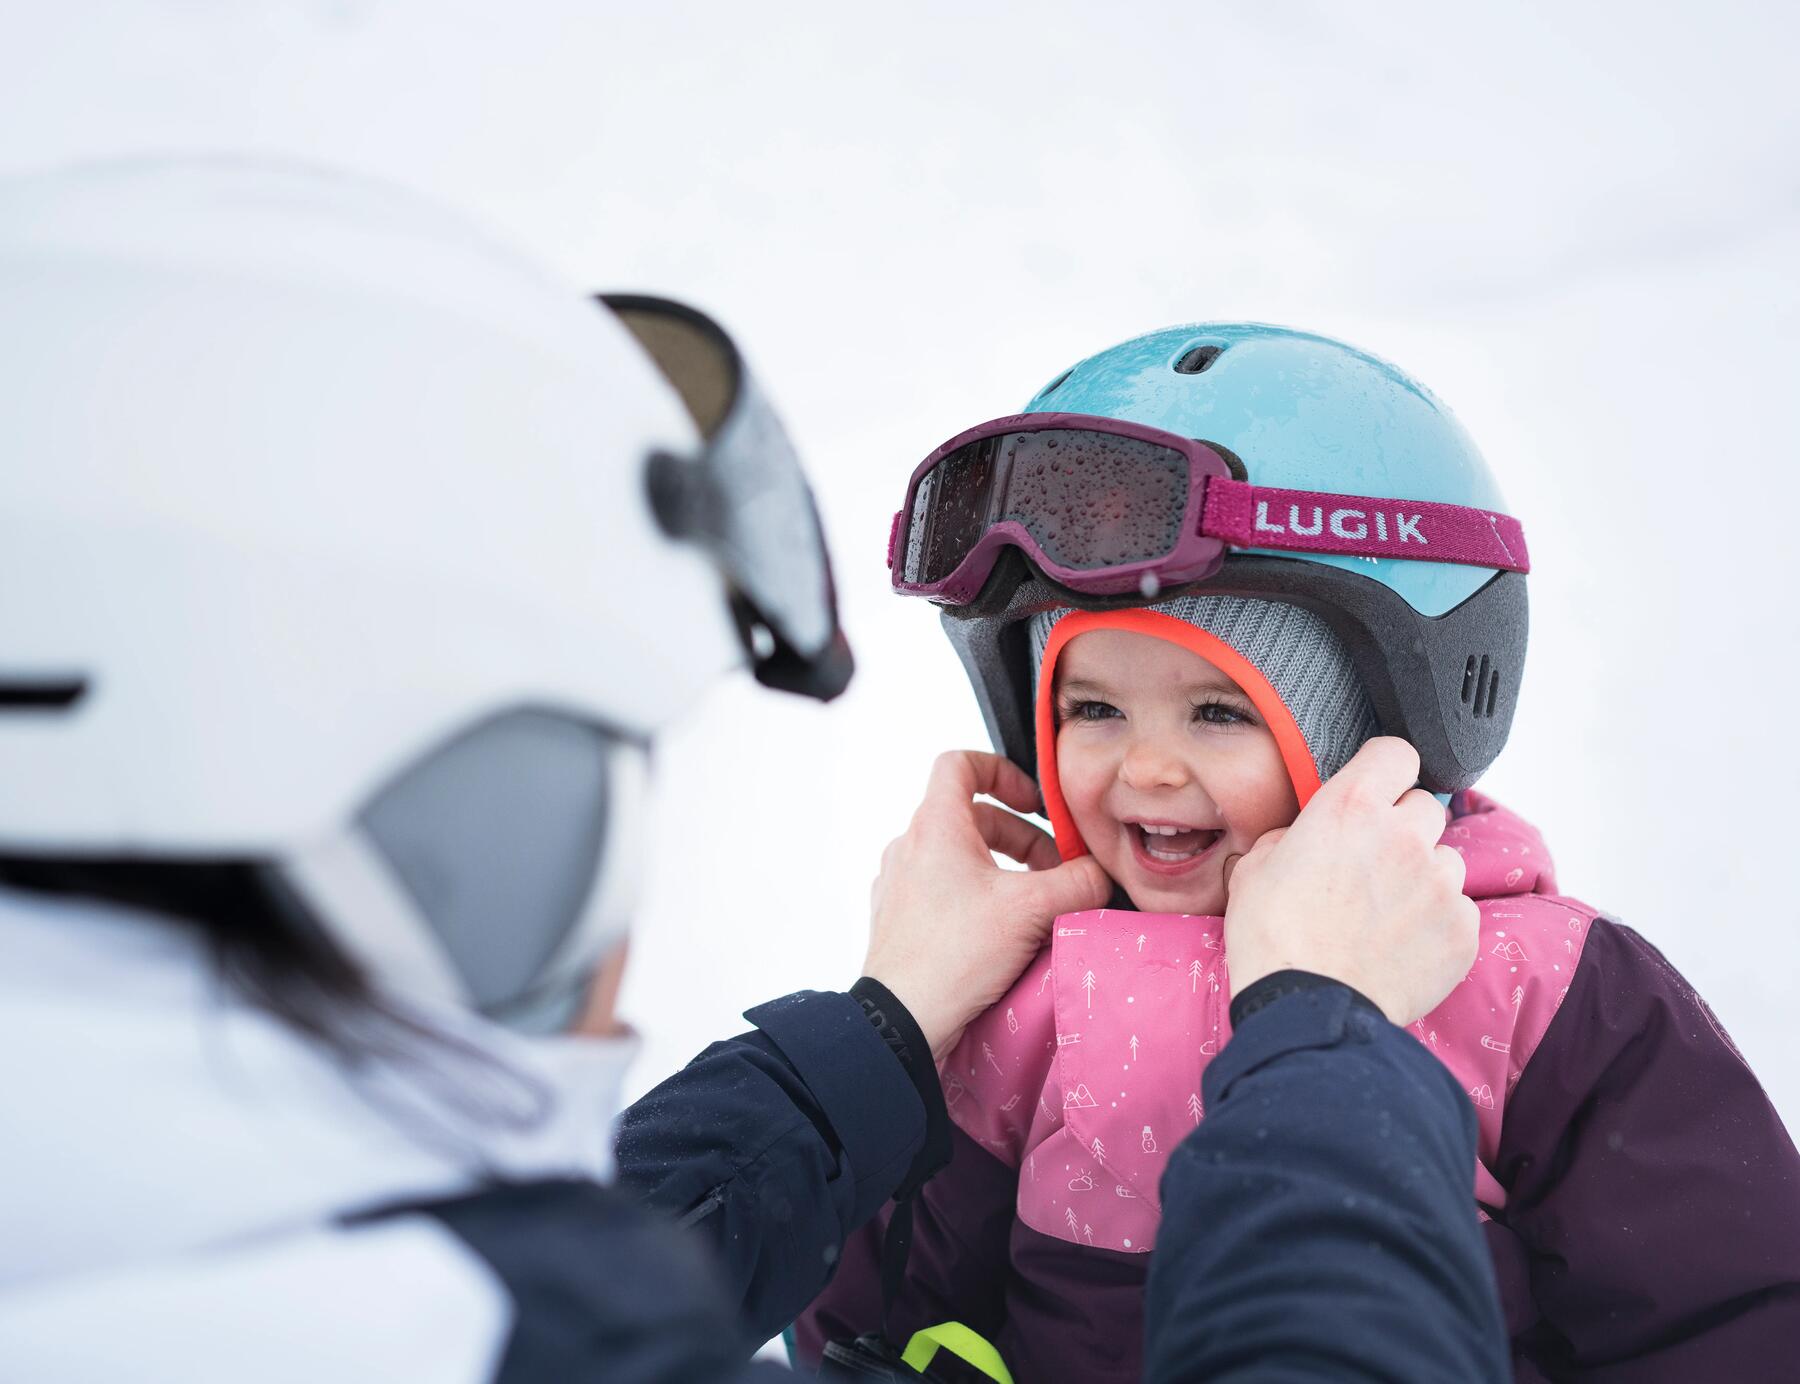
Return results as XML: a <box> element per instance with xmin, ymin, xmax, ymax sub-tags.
<box><xmin>1223</xmin><ymin>737</ymin><xmax>1478</xmax><ymax>1025</ymax></box>
<box><xmin>863</xmin><ymin>750</ymin><xmax>1110</xmax><ymax>1061</ymax></box>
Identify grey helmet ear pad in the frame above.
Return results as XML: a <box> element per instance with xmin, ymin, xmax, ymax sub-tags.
<box><xmin>939</xmin><ymin>547</ymin><xmax>1526</xmax><ymax>796</ymax></box>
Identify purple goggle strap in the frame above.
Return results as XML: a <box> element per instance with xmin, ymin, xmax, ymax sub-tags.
<box><xmin>1201</xmin><ymin>477</ymin><xmax>1530</xmax><ymax>573</ymax></box>
<box><xmin>885</xmin><ymin>475</ymin><xmax>1529</xmax><ymax>581</ymax></box>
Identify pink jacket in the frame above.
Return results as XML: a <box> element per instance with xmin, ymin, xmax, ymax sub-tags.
<box><xmin>797</xmin><ymin>791</ymin><xmax>1800</xmax><ymax>1381</ymax></box>
<box><xmin>941</xmin><ymin>791</ymin><xmax>1587</xmax><ymax>1253</ymax></box>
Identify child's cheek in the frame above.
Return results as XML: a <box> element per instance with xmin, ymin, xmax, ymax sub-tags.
<box><xmin>1216</xmin><ymin>745</ymin><xmax>1301</xmax><ymax>841</ymax></box>
<box><xmin>1057</xmin><ymin>735</ymin><xmax>1115</xmax><ymax>847</ymax></box>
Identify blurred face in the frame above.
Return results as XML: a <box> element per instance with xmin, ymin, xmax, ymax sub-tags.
<box><xmin>1053</xmin><ymin>628</ymin><xmax>1299</xmax><ymax>916</ymax></box>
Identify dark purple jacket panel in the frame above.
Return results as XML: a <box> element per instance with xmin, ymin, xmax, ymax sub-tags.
<box><xmin>1488</xmin><ymin>917</ymin><xmax>1800</xmax><ymax>1380</ymax></box>
<box><xmin>795</xmin><ymin>918</ymin><xmax>1800</xmax><ymax>1381</ymax></box>
<box><xmin>792</xmin><ymin>1121</ymin><xmax>1147</xmax><ymax>1384</ymax></box>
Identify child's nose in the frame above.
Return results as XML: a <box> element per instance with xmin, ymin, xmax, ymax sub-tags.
<box><xmin>1119</xmin><ymin>735</ymin><xmax>1191</xmax><ymax>792</ymax></box>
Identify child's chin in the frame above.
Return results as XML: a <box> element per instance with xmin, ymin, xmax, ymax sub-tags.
<box><xmin>1128</xmin><ymin>874</ymin><xmax>1226</xmax><ymax>918</ymax></box>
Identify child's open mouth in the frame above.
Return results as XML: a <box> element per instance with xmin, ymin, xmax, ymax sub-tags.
<box><xmin>1126</xmin><ymin>820</ymin><xmax>1224</xmax><ymax>875</ymax></box>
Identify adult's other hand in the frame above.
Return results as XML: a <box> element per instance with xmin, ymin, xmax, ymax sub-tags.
<box><xmin>864</xmin><ymin>750</ymin><xmax>1109</xmax><ymax>1061</ymax></box>
<box><xmin>1224</xmin><ymin>737</ymin><xmax>1478</xmax><ymax>1025</ymax></box>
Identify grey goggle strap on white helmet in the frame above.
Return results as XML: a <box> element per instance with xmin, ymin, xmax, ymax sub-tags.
<box><xmin>600</xmin><ymin>294</ymin><xmax>854</xmax><ymax>702</ymax></box>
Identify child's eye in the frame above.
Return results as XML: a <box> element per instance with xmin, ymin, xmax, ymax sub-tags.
<box><xmin>1193</xmin><ymin>698</ymin><xmax>1252</xmax><ymax>727</ymax></box>
<box><xmin>1062</xmin><ymin>699</ymin><xmax>1122</xmax><ymax>723</ymax></box>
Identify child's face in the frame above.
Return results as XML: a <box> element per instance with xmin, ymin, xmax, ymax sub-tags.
<box><xmin>1053</xmin><ymin>628</ymin><xmax>1299</xmax><ymax>916</ymax></box>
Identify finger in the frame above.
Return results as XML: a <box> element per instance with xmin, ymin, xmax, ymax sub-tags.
<box><xmin>1246</xmin><ymin>824</ymin><xmax>1289</xmax><ymax>856</ymax></box>
<box><xmin>1455</xmin><ymin>895</ymin><xmax>1482</xmax><ymax>952</ymax></box>
<box><xmin>973</xmin><ymin>802</ymin><xmax>1062</xmax><ymax>872</ymax></box>
<box><xmin>1236</xmin><ymin>825</ymin><xmax>1288</xmax><ymax>868</ymax></box>
<box><xmin>926</xmin><ymin>749</ymin><xmax>1042</xmax><ymax>817</ymax></box>
<box><xmin>1224</xmin><ymin>824</ymin><xmax>1288</xmax><ymax>897</ymax></box>
<box><xmin>1433</xmin><ymin>841</ymin><xmax>1469</xmax><ymax>892</ymax></box>
<box><xmin>1315</xmin><ymin>736</ymin><xmax>1421</xmax><ymax>810</ymax></box>
<box><xmin>1027</xmin><ymin>853</ymin><xmax>1111</xmax><ymax>918</ymax></box>
<box><xmin>1396</xmin><ymin>787</ymin><xmax>1451</xmax><ymax>845</ymax></box>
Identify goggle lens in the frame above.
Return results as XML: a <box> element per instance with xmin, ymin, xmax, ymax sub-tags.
<box><xmin>905</xmin><ymin>435</ymin><xmax>1001</xmax><ymax>584</ymax></box>
<box><xmin>903</xmin><ymin>429</ymin><xmax>1191</xmax><ymax>585</ymax></box>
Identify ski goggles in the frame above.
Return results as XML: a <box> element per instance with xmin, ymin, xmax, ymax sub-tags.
<box><xmin>889</xmin><ymin>412</ymin><xmax>1530</xmax><ymax>604</ymax></box>
<box><xmin>603</xmin><ymin>294</ymin><xmax>852</xmax><ymax>701</ymax></box>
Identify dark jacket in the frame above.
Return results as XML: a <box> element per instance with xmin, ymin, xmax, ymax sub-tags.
<box><xmin>795</xmin><ymin>921</ymin><xmax>1800</xmax><ymax>1381</ymax></box>
<box><xmin>634</xmin><ymin>981</ymin><xmax>1510</xmax><ymax>1382</ymax></box>
<box><xmin>608</xmin><ymin>978</ymin><xmax>1508</xmax><ymax>1381</ymax></box>
<box><xmin>397</xmin><ymin>979</ymin><xmax>1508</xmax><ymax>1381</ymax></box>
<box><xmin>617</xmin><ymin>990</ymin><xmax>934</xmax><ymax>1344</ymax></box>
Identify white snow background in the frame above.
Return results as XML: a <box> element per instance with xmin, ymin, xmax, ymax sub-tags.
<box><xmin>4</xmin><ymin>0</ymin><xmax>1796</xmax><ymax>1156</ymax></box>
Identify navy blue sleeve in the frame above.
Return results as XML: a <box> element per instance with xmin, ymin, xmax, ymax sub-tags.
<box><xmin>614</xmin><ymin>989</ymin><xmax>927</xmax><ymax>1342</ymax></box>
<box><xmin>1145</xmin><ymin>982</ymin><xmax>1509</xmax><ymax>1384</ymax></box>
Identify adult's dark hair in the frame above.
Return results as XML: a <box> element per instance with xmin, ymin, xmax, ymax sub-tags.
<box><xmin>0</xmin><ymin>855</ymin><xmax>548</xmax><ymax>1133</ymax></box>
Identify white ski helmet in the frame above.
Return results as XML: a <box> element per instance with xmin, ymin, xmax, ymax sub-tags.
<box><xmin>0</xmin><ymin>158</ymin><xmax>850</xmax><ymax>1030</ymax></box>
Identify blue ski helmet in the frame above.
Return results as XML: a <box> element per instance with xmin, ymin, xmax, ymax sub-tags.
<box><xmin>937</xmin><ymin>323</ymin><xmax>1527</xmax><ymax>792</ymax></box>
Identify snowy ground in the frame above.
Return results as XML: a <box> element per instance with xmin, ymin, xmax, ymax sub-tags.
<box><xmin>5</xmin><ymin>1</ymin><xmax>1795</xmax><ymax>1139</ymax></box>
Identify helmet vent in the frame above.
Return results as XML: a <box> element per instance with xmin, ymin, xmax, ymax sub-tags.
<box><xmin>1173</xmin><ymin>345</ymin><xmax>1223</xmax><ymax>375</ymax></box>
<box><xmin>1039</xmin><ymin>368</ymin><xmax>1074</xmax><ymax>399</ymax></box>
<box><xmin>1461</xmin><ymin>655</ymin><xmax>1501</xmax><ymax>718</ymax></box>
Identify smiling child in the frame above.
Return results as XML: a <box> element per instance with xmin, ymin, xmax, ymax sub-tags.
<box><xmin>797</xmin><ymin>324</ymin><xmax>1800</xmax><ymax>1383</ymax></box>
